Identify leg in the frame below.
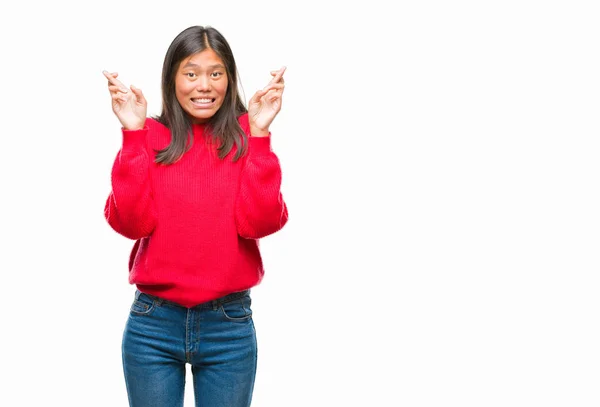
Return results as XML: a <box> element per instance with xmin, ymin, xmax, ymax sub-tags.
<box><xmin>122</xmin><ymin>291</ymin><xmax>187</xmax><ymax>407</ymax></box>
<box><xmin>191</xmin><ymin>293</ymin><xmax>258</xmax><ymax>407</ymax></box>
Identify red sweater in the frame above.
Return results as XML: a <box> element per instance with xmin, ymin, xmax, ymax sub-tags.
<box><xmin>104</xmin><ymin>113</ymin><xmax>288</xmax><ymax>307</ymax></box>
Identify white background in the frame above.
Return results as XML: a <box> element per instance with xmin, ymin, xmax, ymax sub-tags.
<box><xmin>1</xmin><ymin>0</ymin><xmax>599</xmax><ymax>406</ymax></box>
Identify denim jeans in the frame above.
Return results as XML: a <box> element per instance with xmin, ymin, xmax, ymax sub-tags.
<box><xmin>122</xmin><ymin>289</ymin><xmax>257</xmax><ymax>407</ymax></box>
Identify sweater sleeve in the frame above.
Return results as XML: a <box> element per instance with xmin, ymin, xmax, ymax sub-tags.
<box><xmin>235</xmin><ymin>135</ymin><xmax>289</xmax><ymax>239</ymax></box>
<box><xmin>104</xmin><ymin>126</ymin><xmax>157</xmax><ymax>240</ymax></box>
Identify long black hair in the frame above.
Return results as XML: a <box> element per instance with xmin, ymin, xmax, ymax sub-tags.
<box><xmin>153</xmin><ymin>26</ymin><xmax>247</xmax><ymax>165</ymax></box>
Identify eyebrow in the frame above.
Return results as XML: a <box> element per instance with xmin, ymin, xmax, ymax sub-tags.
<box><xmin>181</xmin><ymin>62</ymin><xmax>225</xmax><ymax>70</ymax></box>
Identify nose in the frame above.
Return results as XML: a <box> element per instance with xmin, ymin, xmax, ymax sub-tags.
<box><xmin>196</xmin><ymin>75</ymin><xmax>211</xmax><ymax>92</ymax></box>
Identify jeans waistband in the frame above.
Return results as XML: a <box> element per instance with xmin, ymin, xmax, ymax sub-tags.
<box><xmin>135</xmin><ymin>289</ymin><xmax>250</xmax><ymax>310</ymax></box>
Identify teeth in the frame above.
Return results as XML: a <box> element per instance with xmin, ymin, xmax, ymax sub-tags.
<box><xmin>193</xmin><ymin>98</ymin><xmax>212</xmax><ymax>103</ymax></box>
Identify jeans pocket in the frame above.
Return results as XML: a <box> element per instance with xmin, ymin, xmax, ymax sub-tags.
<box><xmin>130</xmin><ymin>291</ymin><xmax>157</xmax><ymax>316</ymax></box>
<box><xmin>220</xmin><ymin>296</ymin><xmax>253</xmax><ymax>322</ymax></box>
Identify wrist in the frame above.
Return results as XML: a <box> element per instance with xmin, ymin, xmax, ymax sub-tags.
<box><xmin>250</xmin><ymin>126</ymin><xmax>270</xmax><ymax>137</ymax></box>
<box><xmin>121</xmin><ymin>118</ymin><xmax>146</xmax><ymax>131</ymax></box>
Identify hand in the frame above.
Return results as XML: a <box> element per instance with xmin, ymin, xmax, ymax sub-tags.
<box><xmin>248</xmin><ymin>66</ymin><xmax>286</xmax><ymax>137</ymax></box>
<box><xmin>103</xmin><ymin>70</ymin><xmax>147</xmax><ymax>130</ymax></box>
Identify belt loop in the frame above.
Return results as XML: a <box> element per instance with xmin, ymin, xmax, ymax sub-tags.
<box><xmin>135</xmin><ymin>290</ymin><xmax>141</xmax><ymax>300</ymax></box>
<box><xmin>212</xmin><ymin>299</ymin><xmax>219</xmax><ymax>311</ymax></box>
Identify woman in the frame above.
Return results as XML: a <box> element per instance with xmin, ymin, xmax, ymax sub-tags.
<box><xmin>103</xmin><ymin>25</ymin><xmax>288</xmax><ymax>407</ymax></box>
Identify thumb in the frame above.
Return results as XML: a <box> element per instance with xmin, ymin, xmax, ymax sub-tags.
<box><xmin>130</xmin><ymin>85</ymin><xmax>147</xmax><ymax>105</ymax></box>
<box><xmin>249</xmin><ymin>87</ymin><xmax>268</xmax><ymax>104</ymax></box>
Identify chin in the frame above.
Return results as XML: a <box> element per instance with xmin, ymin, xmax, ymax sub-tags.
<box><xmin>192</xmin><ymin>115</ymin><xmax>212</xmax><ymax>123</ymax></box>
<box><xmin>187</xmin><ymin>109</ymin><xmax>215</xmax><ymax>124</ymax></box>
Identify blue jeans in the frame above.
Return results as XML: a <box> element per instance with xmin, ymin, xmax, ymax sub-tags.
<box><xmin>122</xmin><ymin>289</ymin><xmax>257</xmax><ymax>407</ymax></box>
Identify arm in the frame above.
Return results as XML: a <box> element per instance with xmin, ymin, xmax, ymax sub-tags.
<box><xmin>235</xmin><ymin>135</ymin><xmax>288</xmax><ymax>239</ymax></box>
<box><xmin>102</xmin><ymin>70</ymin><xmax>156</xmax><ymax>239</ymax></box>
<box><xmin>235</xmin><ymin>67</ymin><xmax>288</xmax><ymax>238</ymax></box>
<box><xmin>104</xmin><ymin>126</ymin><xmax>157</xmax><ymax>240</ymax></box>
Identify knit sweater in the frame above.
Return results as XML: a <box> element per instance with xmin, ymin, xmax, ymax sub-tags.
<box><xmin>104</xmin><ymin>113</ymin><xmax>288</xmax><ymax>307</ymax></box>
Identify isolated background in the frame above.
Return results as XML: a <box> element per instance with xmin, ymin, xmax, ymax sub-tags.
<box><xmin>1</xmin><ymin>0</ymin><xmax>599</xmax><ymax>406</ymax></box>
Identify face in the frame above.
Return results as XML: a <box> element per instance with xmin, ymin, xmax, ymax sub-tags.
<box><xmin>175</xmin><ymin>48</ymin><xmax>228</xmax><ymax>123</ymax></box>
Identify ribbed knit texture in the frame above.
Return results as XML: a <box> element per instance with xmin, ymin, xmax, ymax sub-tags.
<box><xmin>104</xmin><ymin>113</ymin><xmax>288</xmax><ymax>307</ymax></box>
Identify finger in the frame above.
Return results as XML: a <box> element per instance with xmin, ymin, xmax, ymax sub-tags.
<box><xmin>111</xmin><ymin>93</ymin><xmax>128</xmax><ymax>103</ymax></box>
<box><xmin>249</xmin><ymin>86</ymin><xmax>271</xmax><ymax>104</ymax></box>
<box><xmin>103</xmin><ymin>70</ymin><xmax>128</xmax><ymax>93</ymax></box>
<box><xmin>268</xmin><ymin>66</ymin><xmax>286</xmax><ymax>84</ymax></box>
<box><xmin>107</xmin><ymin>81</ymin><xmax>128</xmax><ymax>94</ymax></box>
<box><xmin>250</xmin><ymin>84</ymin><xmax>284</xmax><ymax>105</ymax></box>
<box><xmin>262</xmin><ymin>83</ymin><xmax>285</xmax><ymax>92</ymax></box>
<box><xmin>270</xmin><ymin>66</ymin><xmax>286</xmax><ymax>82</ymax></box>
<box><xmin>249</xmin><ymin>89</ymin><xmax>266</xmax><ymax>103</ymax></box>
<box><xmin>258</xmin><ymin>86</ymin><xmax>283</xmax><ymax>104</ymax></box>
<box><xmin>270</xmin><ymin>68</ymin><xmax>286</xmax><ymax>77</ymax></box>
<box><xmin>265</xmin><ymin>88</ymin><xmax>283</xmax><ymax>100</ymax></box>
<box><xmin>269</xmin><ymin>74</ymin><xmax>284</xmax><ymax>85</ymax></box>
<box><xmin>108</xmin><ymin>85</ymin><xmax>129</xmax><ymax>94</ymax></box>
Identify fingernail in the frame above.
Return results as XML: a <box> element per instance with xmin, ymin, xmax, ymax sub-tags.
<box><xmin>121</xmin><ymin>88</ymin><xmax>129</xmax><ymax>93</ymax></box>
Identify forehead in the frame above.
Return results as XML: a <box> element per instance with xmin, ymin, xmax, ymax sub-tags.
<box><xmin>180</xmin><ymin>48</ymin><xmax>225</xmax><ymax>69</ymax></box>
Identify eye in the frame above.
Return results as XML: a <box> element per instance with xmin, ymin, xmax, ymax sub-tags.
<box><xmin>211</xmin><ymin>71</ymin><xmax>224</xmax><ymax>78</ymax></box>
<box><xmin>186</xmin><ymin>72</ymin><xmax>196</xmax><ymax>78</ymax></box>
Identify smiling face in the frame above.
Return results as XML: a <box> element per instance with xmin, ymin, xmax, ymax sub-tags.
<box><xmin>175</xmin><ymin>48</ymin><xmax>228</xmax><ymax>124</ymax></box>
